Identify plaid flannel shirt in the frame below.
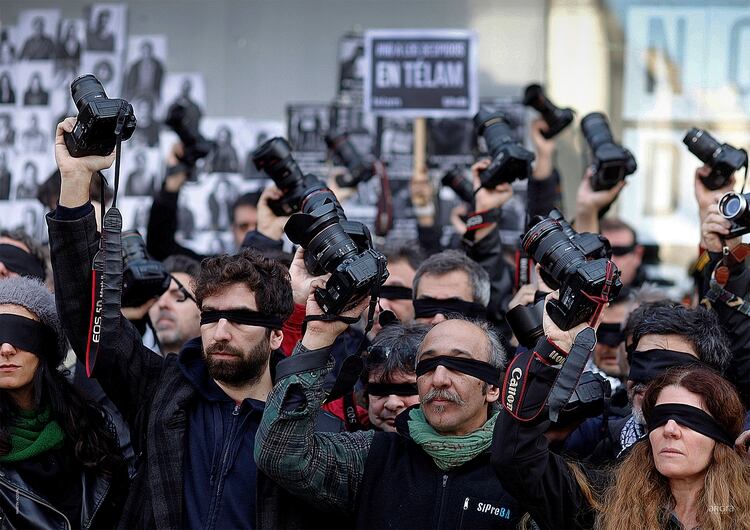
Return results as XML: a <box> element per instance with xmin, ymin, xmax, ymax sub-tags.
<box><xmin>254</xmin><ymin>342</ymin><xmax>374</xmax><ymax>513</ymax></box>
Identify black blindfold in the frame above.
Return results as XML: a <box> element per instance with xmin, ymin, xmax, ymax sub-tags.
<box><xmin>413</xmin><ymin>298</ymin><xmax>486</xmax><ymax>320</ymax></box>
<box><xmin>416</xmin><ymin>355</ymin><xmax>501</xmax><ymax>386</ymax></box>
<box><xmin>647</xmin><ymin>403</ymin><xmax>734</xmax><ymax>446</ymax></box>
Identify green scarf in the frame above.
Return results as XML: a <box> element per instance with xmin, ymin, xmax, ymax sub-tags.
<box><xmin>408</xmin><ymin>407</ymin><xmax>498</xmax><ymax>471</ymax></box>
<box><xmin>0</xmin><ymin>408</ymin><xmax>65</xmax><ymax>463</ymax></box>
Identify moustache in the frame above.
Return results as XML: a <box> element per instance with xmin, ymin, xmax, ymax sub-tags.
<box><xmin>205</xmin><ymin>343</ymin><xmax>243</xmax><ymax>359</ymax></box>
<box><xmin>421</xmin><ymin>388</ymin><xmax>465</xmax><ymax>407</ymax></box>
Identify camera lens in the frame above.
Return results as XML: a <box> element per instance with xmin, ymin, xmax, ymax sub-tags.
<box><xmin>284</xmin><ymin>203</ymin><xmax>359</xmax><ymax>273</ymax></box>
<box><xmin>683</xmin><ymin>128</ymin><xmax>721</xmax><ymax>164</ymax></box>
<box><xmin>522</xmin><ymin>217</ymin><xmax>587</xmax><ymax>283</ymax></box>
<box><xmin>473</xmin><ymin>109</ymin><xmax>515</xmax><ymax>158</ymax></box>
<box><xmin>325</xmin><ymin>132</ymin><xmax>375</xmax><ymax>188</ymax></box>
<box><xmin>580</xmin><ymin>112</ymin><xmax>614</xmax><ymax>152</ymax></box>
<box><xmin>251</xmin><ymin>137</ymin><xmax>305</xmax><ymax>192</ymax></box>
<box><xmin>70</xmin><ymin>74</ymin><xmax>107</xmax><ymax>112</ymax></box>
<box><xmin>719</xmin><ymin>192</ymin><xmax>748</xmax><ymax>220</ymax></box>
<box><xmin>441</xmin><ymin>167</ymin><xmax>474</xmax><ymax>204</ymax></box>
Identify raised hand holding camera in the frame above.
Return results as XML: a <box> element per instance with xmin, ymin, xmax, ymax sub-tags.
<box><xmin>684</xmin><ymin>128</ymin><xmax>747</xmax><ymax>191</ymax></box>
<box><xmin>473</xmin><ymin>108</ymin><xmax>535</xmax><ymax>189</ymax></box>
<box><xmin>580</xmin><ymin>111</ymin><xmax>636</xmax><ymax>191</ymax></box>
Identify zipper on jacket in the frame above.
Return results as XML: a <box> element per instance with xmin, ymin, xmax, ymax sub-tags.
<box><xmin>435</xmin><ymin>474</ymin><xmax>449</xmax><ymax>528</ymax></box>
<box><xmin>206</xmin><ymin>402</ymin><xmax>243</xmax><ymax>530</ymax></box>
<box><xmin>0</xmin><ymin>475</ymin><xmax>72</xmax><ymax>529</ymax></box>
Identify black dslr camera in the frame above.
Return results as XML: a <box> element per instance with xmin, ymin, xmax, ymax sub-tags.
<box><xmin>324</xmin><ymin>131</ymin><xmax>376</xmax><ymax>188</ymax></box>
<box><xmin>252</xmin><ymin>137</ymin><xmax>328</xmax><ymax>216</ymax></box>
<box><xmin>473</xmin><ymin>109</ymin><xmax>535</xmax><ymax>188</ymax></box>
<box><xmin>522</xmin><ymin>84</ymin><xmax>574</xmax><ymax>139</ymax></box>
<box><xmin>284</xmin><ymin>189</ymin><xmax>388</xmax><ymax>315</ymax></box>
<box><xmin>121</xmin><ymin>230</ymin><xmax>171</xmax><ymax>308</ymax></box>
<box><xmin>580</xmin><ymin>112</ymin><xmax>637</xmax><ymax>191</ymax></box>
<box><xmin>522</xmin><ymin>210</ymin><xmax>622</xmax><ymax>330</ymax></box>
<box><xmin>164</xmin><ymin>102</ymin><xmax>215</xmax><ymax>180</ymax></box>
<box><xmin>506</xmin><ymin>296</ymin><xmax>545</xmax><ymax>349</ymax></box>
<box><xmin>683</xmin><ymin>128</ymin><xmax>747</xmax><ymax>190</ymax></box>
<box><xmin>718</xmin><ymin>191</ymin><xmax>750</xmax><ymax>238</ymax></box>
<box><xmin>64</xmin><ymin>74</ymin><xmax>136</xmax><ymax>158</ymax></box>
<box><xmin>441</xmin><ymin>166</ymin><xmax>475</xmax><ymax>204</ymax></box>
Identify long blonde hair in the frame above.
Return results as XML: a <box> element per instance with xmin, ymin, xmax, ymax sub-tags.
<box><xmin>591</xmin><ymin>367</ymin><xmax>750</xmax><ymax>530</ymax></box>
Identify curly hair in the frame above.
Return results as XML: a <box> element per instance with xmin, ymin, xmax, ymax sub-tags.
<box><xmin>193</xmin><ymin>248</ymin><xmax>293</xmax><ymax>322</ymax></box>
<box><xmin>595</xmin><ymin>367</ymin><xmax>750</xmax><ymax>530</ymax></box>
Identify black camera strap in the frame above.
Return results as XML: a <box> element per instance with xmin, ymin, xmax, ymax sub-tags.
<box><xmin>702</xmin><ymin>257</ymin><xmax>750</xmax><ymax>317</ymax></box>
<box><xmin>546</xmin><ymin>327</ymin><xmax>597</xmax><ymax>423</ymax></box>
<box><xmin>85</xmin><ymin>112</ymin><xmax>128</xmax><ymax>376</ymax></box>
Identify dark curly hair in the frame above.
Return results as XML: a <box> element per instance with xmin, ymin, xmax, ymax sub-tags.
<box><xmin>193</xmin><ymin>249</ymin><xmax>294</xmax><ymax>321</ymax></box>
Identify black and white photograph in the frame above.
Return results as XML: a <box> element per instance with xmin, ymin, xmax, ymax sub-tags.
<box><xmin>201</xmin><ymin>118</ymin><xmax>250</xmax><ymax>174</ymax></box>
<box><xmin>122</xmin><ymin>148</ymin><xmax>161</xmax><ymax>196</ymax></box>
<box><xmin>163</xmin><ymin>73</ymin><xmax>206</xmax><ymax>128</ymax></box>
<box><xmin>337</xmin><ymin>32</ymin><xmax>365</xmax><ymax>100</ymax></box>
<box><xmin>85</xmin><ymin>4</ymin><xmax>127</xmax><ymax>52</ymax></box>
<box><xmin>0</xmin><ymin>27</ymin><xmax>18</xmax><ymax>65</ymax></box>
<box><xmin>17</xmin><ymin>63</ymin><xmax>53</xmax><ymax>107</ymax></box>
<box><xmin>206</xmin><ymin>174</ymin><xmax>241</xmax><ymax>230</ymax></box>
<box><xmin>119</xmin><ymin>197</ymin><xmax>154</xmax><ymax>237</ymax></box>
<box><xmin>0</xmin><ymin>150</ymin><xmax>12</xmax><ymax>200</ymax></box>
<box><xmin>426</xmin><ymin>118</ymin><xmax>475</xmax><ymax>173</ymax></box>
<box><xmin>0</xmin><ymin>201</ymin><xmax>47</xmax><ymax>244</ymax></box>
<box><xmin>0</xmin><ymin>113</ymin><xmax>15</xmax><ymax>147</ymax></box>
<box><xmin>17</xmin><ymin>9</ymin><xmax>61</xmax><ymax>62</ymax></box>
<box><xmin>242</xmin><ymin>119</ymin><xmax>284</xmax><ymax>179</ymax></box>
<box><xmin>130</xmin><ymin>97</ymin><xmax>160</xmax><ymax>148</ymax></box>
<box><xmin>80</xmin><ymin>52</ymin><xmax>123</xmax><ymax>98</ymax></box>
<box><xmin>375</xmin><ymin>116</ymin><xmax>413</xmax><ymax>179</ymax></box>
<box><xmin>286</xmin><ymin>103</ymin><xmax>330</xmax><ymax>173</ymax></box>
<box><xmin>0</xmin><ymin>70</ymin><xmax>17</xmax><ymax>105</ymax></box>
<box><xmin>18</xmin><ymin>109</ymin><xmax>52</xmax><ymax>155</ymax></box>
<box><xmin>123</xmin><ymin>35</ymin><xmax>167</xmax><ymax>107</ymax></box>
<box><xmin>54</xmin><ymin>19</ymin><xmax>85</xmax><ymax>85</ymax></box>
<box><xmin>12</xmin><ymin>154</ymin><xmax>53</xmax><ymax>201</ymax></box>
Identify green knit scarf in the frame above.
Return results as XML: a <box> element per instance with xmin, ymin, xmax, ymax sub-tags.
<box><xmin>0</xmin><ymin>408</ymin><xmax>65</xmax><ymax>463</ymax></box>
<box><xmin>408</xmin><ymin>407</ymin><xmax>498</xmax><ymax>471</ymax></box>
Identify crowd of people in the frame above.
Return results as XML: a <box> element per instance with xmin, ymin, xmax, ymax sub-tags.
<box><xmin>0</xmin><ymin>100</ymin><xmax>748</xmax><ymax>530</ymax></box>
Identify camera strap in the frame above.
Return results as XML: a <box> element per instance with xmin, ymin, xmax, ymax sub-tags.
<box><xmin>85</xmin><ymin>112</ymin><xmax>128</xmax><ymax>376</ymax></box>
<box><xmin>546</xmin><ymin>327</ymin><xmax>597</xmax><ymax>423</ymax></box>
<box><xmin>702</xmin><ymin>256</ymin><xmax>750</xmax><ymax>317</ymax></box>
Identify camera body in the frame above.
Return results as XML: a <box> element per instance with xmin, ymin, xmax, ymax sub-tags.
<box><xmin>164</xmin><ymin>102</ymin><xmax>215</xmax><ymax>179</ymax></box>
<box><xmin>64</xmin><ymin>74</ymin><xmax>136</xmax><ymax>158</ymax></box>
<box><xmin>718</xmin><ymin>192</ymin><xmax>750</xmax><ymax>238</ymax></box>
<box><xmin>324</xmin><ymin>131</ymin><xmax>376</xmax><ymax>188</ymax></box>
<box><xmin>522</xmin><ymin>210</ymin><xmax>622</xmax><ymax>330</ymax></box>
<box><xmin>473</xmin><ymin>109</ymin><xmax>535</xmax><ymax>188</ymax></box>
<box><xmin>441</xmin><ymin>167</ymin><xmax>475</xmax><ymax>204</ymax></box>
<box><xmin>580</xmin><ymin>112</ymin><xmax>636</xmax><ymax>191</ymax></box>
<box><xmin>121</xmin><ymin>230</ymin><xmax>171</xmax><ymax>308</ymax></box>
<box><xmin>683</xmin><ymin>128</ymin><xmax>747</xmax><ymax>190</ymax></box>
<box><xmin>523</xmin><ymin>84</ymin><xmax>574</xmax><ymax>139</ymax></box>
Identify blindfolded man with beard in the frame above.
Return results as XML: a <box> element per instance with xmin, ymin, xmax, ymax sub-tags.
<box><xmin>48</xmin><ymin>116</ymin><xmax>303</xmax><ymax>529</ymax></box>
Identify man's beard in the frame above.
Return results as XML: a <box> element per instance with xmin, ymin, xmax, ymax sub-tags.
<box><xmin>203</xmin><ymin>337</ymin><xmax>271</xmax><ymax>386</ymax></box>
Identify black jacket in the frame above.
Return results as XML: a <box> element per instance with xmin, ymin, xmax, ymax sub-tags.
<box><xmin>0</xmin><ymin>421</ymin><xmax>129</xmax><ymax>530</ymax></box>
<box><xmin>356</xmin><ymin>409</ymin><xmax>523</xmax><ymax>529</ymax></box>
<box><xmin>47</xmin><ymin>206</ymin><xmax>345</xmax><ymax>529</ymax></box>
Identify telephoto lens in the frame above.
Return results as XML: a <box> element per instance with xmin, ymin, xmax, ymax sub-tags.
<box><xmin>719</xmin><ymin>192</ymin><xmax>750</xmax><ymax>238</ymax></box>
<box><xmin>251</xmin><ymin>137</ymin><xmax>313</xmax><ymax>216</ymax></box>
<box><xmin>683</xmin><ymin>128</ymin><xmax>748</xmax><ymax>190</ymax></box>
<box><xmin>522</xmin><ymin>214</ymin><xmax>622</xmax><ymax>330</ymax></box>
<box><xmin>580</xmin><ymin>112</ymin><xmax>637</xmax><ymax>191</ymax></box>
<box><xmin>324</xmin><ymin>132</ymin><xmax>376</xmax><ymax>188</ymax></box>
<box><xmin>64</xmin><ymin>74</ymin><xmax>136</xmax><ymax>157</ymax></box>
<box><xmin>440</xmin><ymin>167</ymin><xmax>475</xmax><ymax>204</ymax></box>
<box><xmin>522</xmin><ymin>84</ymin><xmax>574</xmax><ymax>139</ymax></box>
<box><xmin>473</xmin><ymin>109</ymin><xmax>535</xmax><ymax>188</ymax></box>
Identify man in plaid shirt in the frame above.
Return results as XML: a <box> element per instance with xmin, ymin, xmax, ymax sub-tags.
<box><xmin>255</xmin><ymin>278</ymin><xmax>524</xmax><ymax>529</ymax></box>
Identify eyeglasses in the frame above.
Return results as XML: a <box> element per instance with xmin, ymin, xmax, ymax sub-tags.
<box><xmin>170</xmin><ymin>274</ymin><xmax>197</xmax><ymax>305</ymax></box>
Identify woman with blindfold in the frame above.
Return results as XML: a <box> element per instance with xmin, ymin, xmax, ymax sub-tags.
<box><xmin>0</xmin><ymin>277</ymin><xmax>129</xmax><ymax>528</ymax></box>
<box><xmin>493</xmin><ymin>353</ymin><xmax>750</xmax><ymax>529</ymax></box>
